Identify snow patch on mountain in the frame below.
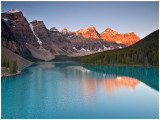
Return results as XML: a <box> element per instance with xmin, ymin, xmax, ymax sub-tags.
<box><xmin>98</xmin><ymin>48</ymin><xmax>102</xmax><ymax>52</ymax></box>
<box><xmin>73</xmin><ymin>47</ymin><xmax>77</xmax><ymax>50</ymax></box>
<box><xmin>3</xmin><ymin>18</ymin><xmax>9</xmax><ymax>21</ymax></box>
<box><xmin>81</xmin><ymin>48</ymin><xmax>86</xmax><ymax>51</ymax></box>
<box><xmin>51</xmin><ymin>29</ymin><xmax>58</xmax><ymax>32</ymax></box>
<box><xmin>68</xmin><ymin>35</ymin><xmax>74</xmax><ymax>38</ymax></box>
<box><xmin>103</xmin><ymin>45</ymin><xmax>114</xmax><ymax>50</ymax></box>
<box><xmin>7</xmin><ymin>9</ymin><xmax>20</xmax><ymax>13</ymax></box>
<box><xmin>116</xmin><ymin>41</ymin><xmax>122</xmax><ymax>44</ymax></box>
<box><xmin>30</xmin><ymin>24</ymin><xmax>42</xmax><ymax>45</ymax></box>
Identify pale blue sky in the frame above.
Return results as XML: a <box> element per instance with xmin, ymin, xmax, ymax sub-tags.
<box><xmin>1</xmin><ymin>1</ymin><xmax>159</xmax><ymax>39</ymax></box>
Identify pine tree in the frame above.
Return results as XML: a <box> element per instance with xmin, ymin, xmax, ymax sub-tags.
<box><xmin>9</xmin><ymin>60</ymin><xmax>18</xmax><ymax>73</ymax></box>
<box><xmin>1</xmin><ymin>56</ymin><xmax>5</xmax><ymax>67</ymax></box>
<box><xmin>6</xmin><ymin>58</ymin><xmax>9</xmax><ymax>68</ymax></box>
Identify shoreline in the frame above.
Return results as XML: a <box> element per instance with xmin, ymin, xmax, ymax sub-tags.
<box><xmin>1</xmin><ymin>63</ymin><xmax>33</xmax><ymax>77</ymax></box>
<box><xmin>81</xmin><ymin>63</ymin><xmax>159</xmax><ymax>67</ymax></box>
<box><xmin>2</xmin><ymin>61</ymin><xmax>158</xmax><ymax>77</ymax></box>
<box><xmin>1</xmin><ymin>70</ymin><xmax>23</xmax><ymax>77</ymax></box>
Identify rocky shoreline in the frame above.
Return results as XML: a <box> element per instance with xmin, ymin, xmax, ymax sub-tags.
<box><xmin>1</xmin><ymin>63</ymin><xmax>33</xmax><ymax>77</ymax></box>
<box><xmin>1</xmin><ymin>67</ymin><xmax>22</xmax><ymax>77</ymax></box>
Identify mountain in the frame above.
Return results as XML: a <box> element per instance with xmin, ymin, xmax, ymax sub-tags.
<box><xmin>30</xmin><ymin>20</ymin><xmax>72</xmax><ymax>52</ymax></box>
<box><xmin>2</xmin><ymin>9</ymin><xmax>39</xmax><ymax>47</ymax></box>
<box><xmin>74</xmin><ymin>26</ymin><xmax>140</xmax><ymax>46</ymax></box>
<box><xmin>1</xmin><ymin>18</ymin><xmax>37</xmax><ymax>61</ymax></box>
<box><xmin>27</xmin><ymin>20</ymin><xmax>74</xmax><ymax>60</ymax></box>
<box><xmin>82</xmin><ymin>30</ymin><xmax>159</xmax><ymax>66</ymax></box>
<box><xmin>1</xmin><ymin>10</ymin><xmax>72</xmax><ymax>61</ymax></box>
<box><xmin>75</xmin><ymin>25</ymin><xmax>101</xmax><ymax>39</ymax></box>
<box><xmin>61</xmin><ymin>27</ymin><xmax>68</xmax><ymax>32</ymax></box>
<box><xmin>61</xmin><ymin>31</ymin><xmax>126</xmax><ymax>56</ymax></box>
<box><xmin>2</xmin><ymin>9</ymin><xmax>140</xmax><ymax>61</ymax></box>
<box><xmin>100</xmin><ymin>27</ymin><xmax>140</xmax><ymax>46</ymax></box>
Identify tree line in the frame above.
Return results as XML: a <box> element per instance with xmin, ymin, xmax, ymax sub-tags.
<box><xmin>1</xmin><ymin>56</ymin><xmax>18</xmax><ymax>73</ymax></box>
<box><xmin>82</xmin><ymin>47</ymin><xmax>158</xmax><ymax>66</ymax></box>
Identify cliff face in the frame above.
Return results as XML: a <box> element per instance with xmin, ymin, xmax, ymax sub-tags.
<box><xmin>30</xmin><ymin>20</ymin><xmax>50</xmax><ymax>50</ymax></box>
<box><xmin>2</xmin><ymin>19</ymin><xmax>20</xmax><ymax>53</ymax></box>
<box><xmin>49</xmin><ymin>27</ymin><xmax>73</xmax><ymax>52</ymax></box>
<box><xmin>30</xmin><ymin>21</ymin><xmax>73</xmax><ymax>54</ymax></box>
<box><xmin>1</xmin><ymin>19</ymin><xmax>33</xmax><ymax>59</ymax></box>
<box><xmin>100</xmin><ymin>28</ymin><xmax>140</xmax><ymax>46</ymax></box>
<box><xmin>2</xmin><ymin>10</ymin><xmax>39</xmax><ymax>47</ymax></box>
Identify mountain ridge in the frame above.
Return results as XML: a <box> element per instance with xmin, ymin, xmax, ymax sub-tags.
<box><xmin>100</xmin><ymin>27</ymin><xmax>140</xmax><ymax>45</ymax></box>
<box><xmin>2</xmin><ymin>9</ymin><xmax>141</xmax><ymax>61</ymax></box>
<box><xmin>60</xmin><ymin>25</ymin><xmax>140</xmax><ymax>46</ymax></box>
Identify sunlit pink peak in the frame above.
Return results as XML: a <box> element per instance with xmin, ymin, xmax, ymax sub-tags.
<box><xmin>61</xmin><ymin>27</ymin><xmax>68</xmax><ymax>32</ymax></box>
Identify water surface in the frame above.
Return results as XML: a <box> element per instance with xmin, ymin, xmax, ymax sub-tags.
<box><xmin>1</xmin><ymin>62</ymin><xmax>159</xmax><ymax>119</ymax></box>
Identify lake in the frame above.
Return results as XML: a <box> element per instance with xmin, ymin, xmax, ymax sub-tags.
<box><xmin>1</xmin><ymin>62</ymin><xmax>159</xmax><ymax>119</ymax></box>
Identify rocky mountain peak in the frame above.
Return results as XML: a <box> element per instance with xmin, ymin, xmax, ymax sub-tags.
<box><xmin>2</xmin><ymin>9</ymin><xmax>24</xmax><ymax>22</ymax></box>
<box><xmin>104</xmin><ymin>27</ymin><xmax>118</xmax><ymax>33</ymax></box>
<box><xmin>61</xmin><ymin>27</ymin><xmax>68</xmax><ymax>32</ymax></box>
<box><xmin>2</xmin><ymin>10</ymin><xmax>40</xmax><ymax>49</ymax></box>
<box><xmin>50</xmin><ymin>27</ymin><xmax>58</xmax><ymax>32</ymax></box>
<box><xmin>127</xmin><ymin>32</ymin><xmax>136</xmax><ymax>35</ymax></box>
<box><xmin>100</xmin><ymin>27</ymin><xmax>140</xmax><ymax>46</ymax></box>
<box><xmin>75</xmin><ymin>25</ymin><xmax>100</xmax><ymax>39</ymax></box>
<box><xmin>7</xmin><ymin>9</ymin><xmax>20</xmax><ymax>13</ymax></box>
<box><xmin>88</xmin><ymin>25</ymin><xmax>96</xmax><ymax>30</ymax></box>
<box><xmin>31</xmin><ymin>20</ymin><xmax>45</xmax><ymax>27</ymax></box>
<box><xmin>101</xmin><ymin>27</ymin><xmax>119</xmax><ymax>38</ymax></box>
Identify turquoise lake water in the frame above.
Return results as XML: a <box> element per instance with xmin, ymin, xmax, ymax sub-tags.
<box><xmin>1</xmin><ymin>62</ymin><xmax>159</xmax><ymax>119</ymax></box>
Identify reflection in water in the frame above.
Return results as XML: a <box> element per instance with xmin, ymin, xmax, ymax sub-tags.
<box><xmin>83</xmin><ymin>64</ymin><xmax>159</xmax><ymax>91</ymax></box>
<box><xmin>52</xmin><ymin>63</ymin><xmax>157</xmax><ymax>98</ymax></box>
<box><xmin>33</xmin><ymin>62</ymin><xmax>55</xmax><ymax>69</ymax></box>
<box><xmin>101</xmin><ymin>76</ymin><xmax>140</xmax><ymax>95</ymax></box>
<box><xmin>66</xmin><ymin>65</ymin><xmax>141</xmax><ymax>97</ymax></box>
<box><xmin>81</xmin><ymin>76</ymin><xmax>97</xmax><ymax>102</ymax></box>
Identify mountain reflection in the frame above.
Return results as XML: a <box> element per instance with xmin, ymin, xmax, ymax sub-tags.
<box><xmin>101</xmin><ymin>76</ymin><xmax>140</xmax><ymax>95</ymax></box>
<box><xmin>52</xmin><ymin>64</ymin><xmax>142</xmax><ymax>97</ymax></box>
<box><xmin>81</xmin><ymin>76</ymin><xmax>97</xmax><ymax>98</ymax></box>
<box><xmin>80</xmin><ymin>75</ymin><xmax>140</xmax><ymax>98</ymax></box>
<box><xmin>83</xmin><ymin>64</ymin><xmax>159</xmax><ymax>91</ymax></box>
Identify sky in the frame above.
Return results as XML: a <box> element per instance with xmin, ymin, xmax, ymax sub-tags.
<box><xmin>1</xmin><ymin>1</ymin><xmax>159</xmax><ymax>39</ymax></box>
